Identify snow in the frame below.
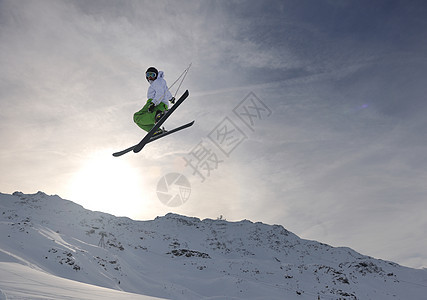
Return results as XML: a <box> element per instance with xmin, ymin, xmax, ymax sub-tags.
<box><xmin>1</xmin><ymin>191</ymin><xmax>427</xmax><ymax>299</ymax></box>
<box><xmin>0</xmin><ymin>262</ymin><xmax>163</xmax><ymax>300</ymax></box>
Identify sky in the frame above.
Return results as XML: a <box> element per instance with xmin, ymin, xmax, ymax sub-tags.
<box><xmin>1</xmin><ymin>0</ymin><xmax>427</xmax><ymax>269</ymax></box>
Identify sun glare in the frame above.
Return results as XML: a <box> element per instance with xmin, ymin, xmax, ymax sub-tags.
<box><xmin>68</xmin><ymin>151</ymin><xmax>147</xmax><ymax>218</ymax></box>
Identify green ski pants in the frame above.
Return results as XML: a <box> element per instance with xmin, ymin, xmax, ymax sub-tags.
<box><xmin>133</xmin><ymin>99</ymin><xmax>168</xmax><ymax>132</ymax></box>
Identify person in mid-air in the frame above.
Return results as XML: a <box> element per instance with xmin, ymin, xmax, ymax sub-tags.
<box><xmin>133</xmin><ymin>67</ymin><xmax>175</xmax><ymax>135</ymax></box>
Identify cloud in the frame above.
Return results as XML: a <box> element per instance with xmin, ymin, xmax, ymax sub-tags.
<box><xmin>1</xmin><ymin>0</ymin><xmax>427</xmax><ymax>269</ymax></box>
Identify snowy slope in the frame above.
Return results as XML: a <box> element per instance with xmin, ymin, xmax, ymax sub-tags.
<box><xmin>0</xmin><ymin>262</ymin><xmax>163</xmax><ymax>300</ymax></box>
<box><xmin>1</xmin><ymin>191</ymin><xmax>427</xmax><ymax>299</ymax></box>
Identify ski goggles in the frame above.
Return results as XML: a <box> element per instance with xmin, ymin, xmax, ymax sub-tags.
<box><xmin>146</xmin><ymin>72</ymin><xmax>157</xmax><ymax>78</ymax></box>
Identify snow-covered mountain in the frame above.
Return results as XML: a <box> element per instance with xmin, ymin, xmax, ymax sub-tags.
<box><xmin>1</xmin><ymin>192</ymin><xmax>426</xmax><ymax>299</ymax></box>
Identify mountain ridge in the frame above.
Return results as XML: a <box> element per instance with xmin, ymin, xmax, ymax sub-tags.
<box><xmin>1</xmin><ymin>191</ymin><xmax>426</xmax><ymax>299</ymax></box>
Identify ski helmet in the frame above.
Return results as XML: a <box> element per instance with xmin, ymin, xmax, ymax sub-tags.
<box><xmin>146</xmin><ymin>67</ymin><xmax>158</xmax><ymax>81</ymax></box>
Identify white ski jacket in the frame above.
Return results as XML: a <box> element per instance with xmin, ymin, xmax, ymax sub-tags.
<box><xmin>147</xmin><ymin>71</ymin><xmax>173</xmax><ymax>107</ymax></box>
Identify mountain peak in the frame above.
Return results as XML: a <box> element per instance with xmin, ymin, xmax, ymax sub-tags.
<box><xmin>1</xmin><ymin>191</ymin><xmax>426</xmax><ymax>299</ymax></box>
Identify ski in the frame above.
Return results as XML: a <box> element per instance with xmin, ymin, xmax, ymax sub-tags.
<box><xmin>112</xmin><ymin>121</ymin><xmax>194</xmax><ymax>157</ymax></box>
<box><xmin>112</xmin><ymin>144</ymin><xmax>136</xmax><ymax>157</ymax></box>
<box><xmin>149</xmin><ymin>121</ymin><xmax>194</xmax><ymax>142</ymax></box>
<box><xmin>112</xmin><ymin>90</ymin><xmax>190</xmax><ymax>157</ymax></box>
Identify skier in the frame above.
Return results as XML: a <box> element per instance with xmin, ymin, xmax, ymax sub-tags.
<box><xmin>113</xmin><ymin>65</ymin><xmax>193</xmax><ymax>157</ymax></box>
<box><xmin>133</xmin><ymin>67</ymin><xmax>175</xmax><ymax>135</ymax></box>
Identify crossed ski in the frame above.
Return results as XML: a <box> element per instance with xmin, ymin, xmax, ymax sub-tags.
<box><xmin>113</xmin><ymin>90</ymin><xmax>193</xmax><ymax>157</ymax></box>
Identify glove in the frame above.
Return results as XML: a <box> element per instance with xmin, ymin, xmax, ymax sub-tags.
<box><xmin>169</xmin><ymin>97</ymin><xmax>175</xmax><ymax>104</ymax></box>
<box><xmin>148</xmin><ymin>102</ymin><xmax>156</xmax><ymax>113</ymax></box>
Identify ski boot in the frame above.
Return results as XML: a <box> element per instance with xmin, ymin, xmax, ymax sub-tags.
<box><xmin>155</xmin><ymin>110</ymin><xmax>166</xmax><ymax>123</ymax></box>
<box><xmin>153</xmin><ymin>127</ymin><xmax>167</xmax><ymax>137</ymax></box>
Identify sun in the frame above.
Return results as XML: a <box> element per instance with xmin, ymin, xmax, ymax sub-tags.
<box><xmin>67</xmin><ymin>150</ymin><xmax>148</xmax><ymax>218</ymax></box>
